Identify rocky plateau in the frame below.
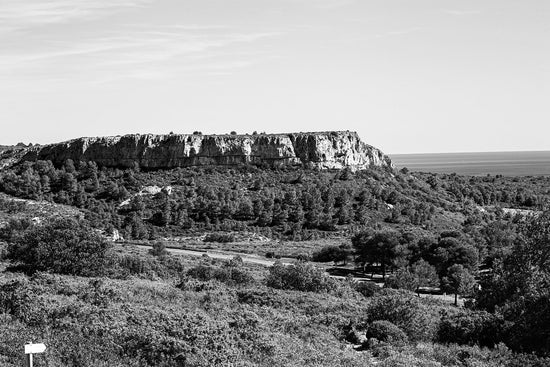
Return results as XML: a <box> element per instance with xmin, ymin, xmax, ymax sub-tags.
<box><xmin>18</xmin><ymin>131</ymin><xmax>393</xmax><ymax>170</ymax></box>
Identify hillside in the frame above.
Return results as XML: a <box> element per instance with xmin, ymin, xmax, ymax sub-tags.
<box><xmin>1</xmin><ymin>134</ymin><xmax>550</xmax><ymax>366</ymax></box>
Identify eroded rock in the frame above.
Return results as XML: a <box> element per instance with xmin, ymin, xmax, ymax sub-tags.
<box><xmin>21</xmin><ymin>131</ymin><xmax>393</xmax><ymax>170</ymax></box>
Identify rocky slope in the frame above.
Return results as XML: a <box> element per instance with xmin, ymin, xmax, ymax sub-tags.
<box><xmin>21</xmin><ymin>131</ymin><xmax>393</xmax><ymax>170</ymax></box>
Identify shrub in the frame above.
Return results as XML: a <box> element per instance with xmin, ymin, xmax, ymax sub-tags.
<box><xmin>176</xmin><ymin>277</ymin><xmax>219</xmax><ymax>292</ymax></box>
<box><xmin>366</xmin><ymin>289</ymin><xmax>437</xmax><ymax>341</ymax></box>
<box><xmin>295</xmin><ymin>253</ymin><xmax>311</xmax><ymax>262</ymax></box>
<box><xmin>354</xmin><ymin>281</ymin><xmax>381</xmax><ymax>297</ymax></box>
<box><xmin>116</xmin><ymin>252</ymin><xmax>184</xmax><ymax>279</ymax></box>
<box><xmin>265</xmin><ymin>261</ymin><xmax>337</xmax><ymax>293</ymax></box>
<box><xmin>203</xmin><ymin>233</ymin><xmax>235</xmax><ymax>243</ymax></box>
<box><xmin>0</xmin><ymin>241</ymin><xmax>7</xmax><ymax>260</ymax></box>
<box><xmin>236</xmin><ymin>289</ymin><xmax>291</xmax><ymax>309</ymax></box>
<box><xmin>437</xmin><ymin>309</ymin><xmax>505</xmax><ymax>347</ymax></box>
<box><xmin>186</xmin><ymin>258</ymin><xmax>253</xmax><ymax>286</ymax></box>
<box><xmin>7</xmin><ymin>217</ymin><xmax>111</xmax><ymax>276</ymax></box>
<box><xmin>265</xmin><ymin>251</ymin><xmax>281</xmax><ymax>259</ymax></box>
<box><xmin>366</xmin><ymin>320</ymin><xmax>408</xmax><ymax>346</ymax></box>
<box><xmin>148</xmin><ymin>241</ymin><xmax>169</xmax><ymax>257</ymax></box>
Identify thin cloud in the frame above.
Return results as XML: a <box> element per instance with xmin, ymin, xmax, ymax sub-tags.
<box><xmin>2</xmin><ymin>30</ymin><xmax>281</xmax><ymax>65</ymax></box>
<box><xmin>0</xmin><ymin>1</ymin><xmax>283</xmax><ymax>88</ymax></box>
<box><xmin>0</xmin><ymin>24</ymin><xmax>283</xmax><ymax>86</ymax></box>
<box><xmin>0</xmin><ymin>0</ymin><xmax>151</xmax><ymax>32</ymax></box>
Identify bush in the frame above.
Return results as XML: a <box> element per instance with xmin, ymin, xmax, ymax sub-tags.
<box><xmin>366</xmin><ymin>289</ymin><xmax>437</xmax><ymax>341</ymax></box>
<box><xmin>148</xmin><ymin>241</ymin><xmax>169</xmax><ymax>257</ymax></box>
<box><xmin>265</xmin><ymin>261</ymin><xmax>337</xmax><ymax>293</ymax></box>
<box><xmin>295</xmin><ymin>253</ymin><xmax>311</xmax><ymax>262</ymax></box>
<box><xmin>366</xmin><ymin>320</ymin><xmax>408</xmax><ymax>346</ymax></box>
<box><xmin>354</xmin><ymin>281</ymin><xmax>381</xmax><ymax>297</ymax></box>
<box><xmin>116</xmin><ymin>252</ymin><xmax>184</xmax><ymax>279</ymax></box>
<box><xmin>265</xmin><ymin>251</ymin><xmax>281</xmax><ymax>259</ymax></box>
<box><xmin>437</xmin><ymin>309</ymin><xmax>505</xmax><ymax>347</ymax></box>
<box><xmin>236</xmin><ymin>289</ymin><xmax>291</xmax><ymax>309</ymax></box>
<box><xmin>203</xmin><ymin>233</ymin><xmax>235</xmax><ymax>243</ymax></box>
<box><xmin>7</xmin><ymin>217</ymin><xmax>111</xmax><ymax>276</ymax></box>
<box><xmin>186</xmin><ymin>258</ymin><xmax>253</xmax><ymax>286</ymax></box>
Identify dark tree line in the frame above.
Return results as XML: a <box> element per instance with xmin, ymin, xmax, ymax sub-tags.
<box><xmin>0</xmin><ymin>160</ymin><xmax>440</xmax><ymax>240</ymax></box>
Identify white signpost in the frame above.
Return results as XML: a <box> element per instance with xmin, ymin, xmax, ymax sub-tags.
<box><xmin>24</xmin><ymin>343</ymin><xmax>46</xmax><ymax>367</ymax></box>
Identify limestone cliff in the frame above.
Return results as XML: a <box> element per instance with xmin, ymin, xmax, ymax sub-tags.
<box><xmin>21</xmin><ymin>131</ymin><xmax>393</xmax><ymax>170</ymax></box>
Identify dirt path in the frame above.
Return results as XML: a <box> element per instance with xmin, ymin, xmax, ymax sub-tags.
<box><xmin>133</xmin><ymin>244</ymin><xmax>291</xmax><ymax>267</ymax></box>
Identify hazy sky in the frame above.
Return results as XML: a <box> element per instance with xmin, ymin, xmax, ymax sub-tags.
<box><xmin>1</xmin><ymin>0</ymin><xmax>548</xmax><ymax>153</ymax></box>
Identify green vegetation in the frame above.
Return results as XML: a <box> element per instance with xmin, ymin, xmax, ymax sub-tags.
<box><xmin>266</xmin><ymin>261</ymin><xmax>337</xmax><ymax>293</ymax></box>
<box><xmin>365</xmin><ymin>320</ymin><xmax>408</xmax><ymax>346</ymax></box>
<box><xmin>1</xmin><ymin>158</ymin><xmax>550</xmax><ymax>365</ymax></box>
<box><xmin>185</xmin><ymin>257</ymin><xmax>254</xmax><ymax>286</ymax></box>
<box><xmin>6</xmin><ymin>217</ymin><xmax>111</xmax><ymax>276</ymax></box>
<box><xmin>311</xmin><ymin>244</ymin><xmax>351</xmax><ymax>264</ymax></box>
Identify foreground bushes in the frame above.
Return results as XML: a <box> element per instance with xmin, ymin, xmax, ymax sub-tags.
<box><xmin>374</xmin><ymin>342</ymin><xmax>550</xmax><ymax>367</ymax></box>
<box><xmin>266</xmin><ymin>261</ymin><xmax>337</xmax><ymax>293</ymax></box>
<box><xmin>365</xmin><ymin>289</ymin><xmax>439</xmax><ymax>342</ymax></box>
<box><xmin>184</xmin><ymin>257</ymin><xmax>254</xmax><ymax>286</ymax></box>
<box><xmin>353</xmin><ymin>281</ymin><xmax>381</xmax><ymax>297</ymax></box>
<box><xmin>438</xmin><ymin>310</ymin><xmax>506</xmax><ymax>347</ymax></box>
<box><xmin>7</xmin><ymin>217</ymin><xmax>111</xmax><ymax>276</ymax></box>
<box><xmin>0</xmin><ymin>265</ymin><xmax>549</xmax><ymax>366</ymax></box>
<box><xmin>366</xmin><ymin>320</ymin><xmax>408</xmax><ymax>346</ymax></box>
<box><xmin>116</xmin><ymin>252</ymin><xmax>184</xmax><ymax>279</ymax></box>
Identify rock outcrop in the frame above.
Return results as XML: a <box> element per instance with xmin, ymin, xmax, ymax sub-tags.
<box><xmin>21</xmin><ymin>131</ymin><xmax>393</xmax><ymax>170</ymax></box>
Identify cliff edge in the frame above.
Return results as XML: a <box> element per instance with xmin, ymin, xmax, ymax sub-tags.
<box><xmin>21</xmin><ymin>131</ymin><xmax>393</xmax><ymax>170</ymax></box>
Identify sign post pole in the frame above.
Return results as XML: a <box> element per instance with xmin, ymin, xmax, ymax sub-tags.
<box><xmin>24</xmin><ymin>343</ymin><xmax>46</xmax><ymax>367</ymax></box>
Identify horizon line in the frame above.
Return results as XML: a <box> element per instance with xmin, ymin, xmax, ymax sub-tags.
<box><xmin>389</xmin><ymin>150</ymin><xmax>550</xmax><ymax>156</ymax></box>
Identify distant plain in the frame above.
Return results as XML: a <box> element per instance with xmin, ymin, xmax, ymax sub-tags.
<box><xmin>390</xmin><ymin>151</ymin><xmax>550</xmax><ymax>176</ymax></box>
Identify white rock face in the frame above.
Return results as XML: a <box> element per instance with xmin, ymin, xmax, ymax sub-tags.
<box><xmin>21</xmin><ymin>131</ymin><xmax>394</xmax><ymax>170</ymax></box>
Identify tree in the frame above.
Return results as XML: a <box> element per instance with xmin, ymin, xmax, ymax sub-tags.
<box><xmin>64</xmin><ymin>158</ymin><xmax>76</xmax><ymax>173</ymax></box>
<box><xmin>7</xmin><ymin>217</ymin><xmax>112</xmax><ymax>276</ymax></box>
<box><xmin>237</xmin><ymin>200</ymin><xmax>254</xmax><ymax>220</ymax></box>
<box><xmin>429</xmin><ymin>236</ymin><xmax>479</xmax><ymax>276</ymax></box>
<box><xmin>385</xmin><ymin>268</ymin><xmax>418</xmax><ymax>292</ymax></box>
<box><xmin>476</xmin><ymin>210</ymin><xmax>550</xmax><ymax>354</ymax></box>
<box><xmin>411</xmin><ymin>259</ymin><xmax>439</xmax><ymax>295</ymax></box>
<box><xmin>311</xmin><ymin>244</ymin><xmax>351</xmax><ymax>265</ymax></box>
<box><xmin>352</xmin><ymin>230</ymin><xmax>400</xmax><ymax>278</ymax></box>
<box><xmin>441</xmin><ymin>264</ymin><xmax>477</xmax><ymax>306</ymax></box>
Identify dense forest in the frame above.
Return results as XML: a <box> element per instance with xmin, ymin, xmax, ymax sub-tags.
<box><xmin>0</xmin><ymin>158</ymin><xmax>549</xmax><ymax>366</ymax></box>
<box><xmin>0</xmin><ymin>159</ymin><xmax>546</xmax><ymax>238</ymax></box>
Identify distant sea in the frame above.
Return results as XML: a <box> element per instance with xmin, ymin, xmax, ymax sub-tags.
<box><xmin>389</xmin><ymin>151</ymin><xmax>550</xmax><ymax>176</ymax></box>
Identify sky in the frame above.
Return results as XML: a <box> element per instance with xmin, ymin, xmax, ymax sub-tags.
<box><xmin>0</xmin><ymin>0</ymin><xmax>548</xmax><ymax>154</ymax></box>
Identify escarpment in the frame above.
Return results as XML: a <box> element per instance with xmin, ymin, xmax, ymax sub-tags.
<box><xmin>21</xmin><ymin>131</ymin><xmax>393</xmax><ymax>170</ymax></box>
